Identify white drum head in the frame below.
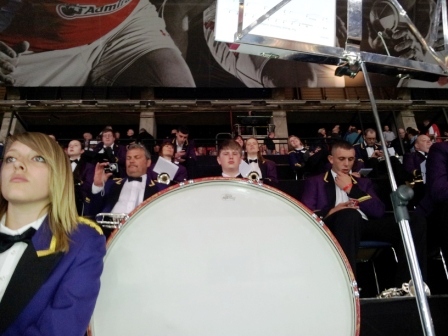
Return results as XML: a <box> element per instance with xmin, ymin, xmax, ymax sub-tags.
<box><xmin>91</xmin><ymin>178</ymin><xmax>359</xmax><ymax>336</ymax></box>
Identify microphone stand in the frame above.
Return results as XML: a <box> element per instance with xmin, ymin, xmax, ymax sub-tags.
<box><xmin>360</xmin><ymin>61</ymin><xmax>435</xmax><ymax>336</ymax></box>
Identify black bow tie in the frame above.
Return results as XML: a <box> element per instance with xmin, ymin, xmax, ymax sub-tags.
<box><xmin>365</xmin><ymin>145</ymin><xmax>374</xmax><ymax>148</ymax></box>
<box><xmin>70</xmin><ymin>159</ymin><xmax>79</xmax><ymax>164</ymax></box>
<box><xmin>128</xmin><ymin>176</ymin><xmax>143</xmax><ymax>182</ymax></box>
<box><xmin>0</xmin><ymin>227</ymin><xmax>36</xmax><ymax>253</ymax></box>
<box><xmin>248</xmin><ymin>159</ymin><xmax>258</xmax><ymax>163</ymax></box>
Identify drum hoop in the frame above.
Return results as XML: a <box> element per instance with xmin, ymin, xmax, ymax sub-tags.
<box><xmin>104</xmin><ymin>177</ymin><xmax>360</xmax><ymax>335</ymax></box>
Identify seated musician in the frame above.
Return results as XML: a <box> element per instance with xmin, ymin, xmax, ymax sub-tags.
<box><xmin>0</xmin><ymin>132</ymin><xmax>105</xmax><ymax>335</ymax></box>
<box><xmin>217</xmin><ymin>139</ymin><xmax>243</xmax><ymax>177</ymax></box>
<box><xmin>417</xmin><ymin>141</ymin><xmax>448</xmax><ymax>266</ymax></box>
<box><xmin>149</xmin><ymin>140</ymin><xmax>188</xmax><ymax>183</ymax></box>
<box><xmin>354</xmin><ymin>128</ymin><xmax>406</xmax><ymax>183</ymax></box>
<box><xmin>288</xmin><ymin>135</ymin><xmax>328</xmax><ymax>178</ymax></box>
<box><xmin>85</xmin><ymin>143</ymin><xmax>168</xmax><ymax>219</ymax></box>
<box><xmin>171</xmin><ymin>125</ymin><xmax>197</xmax><ymax>178</ymax></box>
<box><xmin>287</xmin><ymin>135</ymin><xmax>309</xmax><ymax>179</ymax></box>
<box><xmin>300</xmin><ymin>140</ymin><xmax>426</xmax><ymax>287</ymax></box>
<box><xmin>92</xmin><ymin>128</ymin><xmax>127</xmax><ymax>178</ymax></box>
<box><xmin>403</xmin><ymin>135</ymin><xmax>432</xmax><ymax>207</ymax></box>
<box><xmin>244</xmin><ymin>137</ymin><xmax>278</xmax><ymax>185</ymax></box>
<box><xmin>66</xmin><ymin>139</ymin><xmax>94</xmax><ymax>215</ymax></box>
<box><xmin>233</xmin><ymin>135</ymin><xmax>246</xmax><ymax>159</ymax></box>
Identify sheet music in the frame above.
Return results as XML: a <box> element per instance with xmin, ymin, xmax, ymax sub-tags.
<box><xmin>153</xmin><ymin>157</ymin><xmax>179</xmax><ymax>180</ymax></box>
<box><xmin>215</xmin><ymin>0</ymin><xmax>336</xmax><ymax>47</ymax></box>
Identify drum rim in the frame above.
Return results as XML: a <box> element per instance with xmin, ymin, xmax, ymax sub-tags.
<box><xmin>101</xmin><ymin>177</ymin><xmax>360</xmax><ymax>336</ymax></box>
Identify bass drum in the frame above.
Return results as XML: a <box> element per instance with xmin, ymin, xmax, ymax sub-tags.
<box><xmin>91</xmin><ymin>178</ymin><xmax>360</xmax><ymax>336</ymax></box>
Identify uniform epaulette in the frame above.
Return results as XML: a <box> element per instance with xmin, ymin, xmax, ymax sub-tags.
<box><xmin>358</xmin><ymin>195</ymin><xmax>372</xmax><ymax>203</ymax></box>
<box><xmin>114</xmin><ymin>178</ymin><xmax>124</xmax><ymax>185</ymax></box>
<box><xmin>78</xmin><ymin>216</ymin><xmax>104</xmax><ymax>235</ymax></box>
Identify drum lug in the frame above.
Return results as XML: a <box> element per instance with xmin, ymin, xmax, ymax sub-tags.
<box><xmin>352</xmin><ymin>281</ymin><xmax>360</xmax><ymax>297</ymax></box>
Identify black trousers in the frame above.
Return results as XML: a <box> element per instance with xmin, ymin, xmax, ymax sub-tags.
<box><xmin>427</xmin><ymin>202</ymin><xmax>448</xmax><ymax>260</ymax></box>
<box><xmin>324</xmin><ymin>208</ymin><xmax>427</xmax><ymax>286</ymax></box>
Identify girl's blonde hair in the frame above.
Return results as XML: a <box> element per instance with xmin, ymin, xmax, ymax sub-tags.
<box><xmin>0</xmin><ymin>132</ymin><xmax>78</xmax><ymax>252</ymax></box>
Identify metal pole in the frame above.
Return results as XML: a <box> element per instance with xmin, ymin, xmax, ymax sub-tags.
<box><xmin>392</xmin><ymin>111</ymin><xmax>405</xmax><ymax>156</ymax></box>
<box><xmin>360</xmin><ymin>61</ymin><xmax>435</xmax><ymax>336</ymax></box>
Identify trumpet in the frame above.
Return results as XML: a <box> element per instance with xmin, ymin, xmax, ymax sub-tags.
<box><xmin>95</xmin><ymin>213</ymin><xmax>129</xmax><ymax>230</ymax></box>
<box><xmin>247</xmin><ymin>171</ymin><xmax>261</xmax><ymax>182</ymax></box>
<box><xmin>157</xmin><ymin>172</ymin><xmax>171</xmax><ymax>185</ymax></box>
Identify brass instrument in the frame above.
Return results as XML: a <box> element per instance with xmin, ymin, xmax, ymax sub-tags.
<box><xmin>377</xmin><ymin>280</ymin><xmax>430</xmax><ymax>298</ymax></box>
<box><xmin>247</xmin><ymin>171</ymin><xmax>261</xmax><ymax>182</ymax></box>
<box><xmin>407</xmin><ymin>171</ymin><xmax>424</xmax><ymax>188</ymax></box>
<box><xmin>157</xmin><ymin>172</ymin><xmax>171</xmax><ymax>185</ymax></box>
<box><xmin>95</xmin><ymin>213</ymin><xmax>129</xmax><ymax>230</ymax></box>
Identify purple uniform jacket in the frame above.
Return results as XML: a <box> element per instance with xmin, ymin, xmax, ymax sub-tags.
<box><xmin>171</xmin><ymin>138</ymin><xmax>196</xmax><ymax>163</ymax></box>
<box><xmin>73</xmin><ymin>158</ymin><xmax>94</xmax><ymax>194</ymax></box>
<box><xmin>403</xmin><ymin>151</ymin><xmax>426</xmax><ymax>177</ymax></box>
<box><xmin>84</xmin><ymin>174</ymin><xmax>168</xmax><ymax>216</ymax></box>
<box><xmin>73</xmin><ymin>158</ymin><xmax>95</xmax><ymax>214</ymax></box>
<box><xmin>417</xmin><ymin>142</ymin><xmax>448</xmax><ymax>216</ymax></box>
<box><xmin>288</xmin><ymin>149</ymin><xmax>309</xmax><ymax>168</ymax></box>
<box><xmin>0</xmin><ymin>217</ymin><xmax>106</xmax><ymax>336</ymax></box>
<box><xmin>244</xmin><ymin>158</ymin><xmax>278</xmax><ymax>184</ymax></box>
<box><xmin>300</xmin><ymin>170</ymin><xmax>385</xmax><ymax>219</ymax></box>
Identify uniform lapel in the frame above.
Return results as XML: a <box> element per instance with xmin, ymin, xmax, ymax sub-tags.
<box><xmin>108</xmin><ymin>179</ymin><xmax>125</xmax><ymax>211</ymax></box>
<box><xmin>0</xmin><ymin>219</ymin><xmax>62</xmax><ymax>333</ymax></box>
<box><xmin>323</xmin><ymin>171</ymin><xmax>337</xmax><ymax>216</ymax></box>
<box><xmin>143</xmin><ymin>176</ymin><xmax>157</xmax><ymax>200</ymax></box>
<box><xmin>258</xmin><ymin>160</ymin><xmax>267</xmax><ymax>178</ymax></box>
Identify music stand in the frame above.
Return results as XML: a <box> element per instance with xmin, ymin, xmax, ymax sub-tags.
<box><xmin>215</xmin><ymin>1</ymin><xmax>448</xmax><ymax>334</ymax></box>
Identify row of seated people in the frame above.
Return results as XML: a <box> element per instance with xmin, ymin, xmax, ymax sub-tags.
<box><xmin>287</xmin><ymin>128</ymin><xmax>432</xmax><ymax>205</ymax></box>
<box><xmin>72</xmin><ymin>132</ymin><xmax>280</xmax><ymax>215</ymax></box>
<box><xmin>68</xmin><ymin>131</ymin><xmax>447</xmax><ymax>295</ymax></box>
<box><xmin>69</xmin><ymin>126</ymin><xmax>433</xmax><ymax>215</ymax></box>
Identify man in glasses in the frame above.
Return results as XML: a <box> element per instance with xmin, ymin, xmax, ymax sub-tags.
<box><xmin>354</xmin><ymin>128</ymin><xmax>405</xmax><ymax>182</ymax></box>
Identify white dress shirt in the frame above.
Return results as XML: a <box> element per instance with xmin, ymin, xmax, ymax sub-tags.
<box><xmin>111</xmin><ymin>175</ymin><xmax>147</xmax><ymax>214</ymax></box>
<box><xmin>331</xmin><ymin>170</ymin><xmax>367</xmax><ymax>220</ymax></box>
<box><xmin>0</xmin><ymin>214</ymin><xmax>46</xmax><ymax>302</ymax></box>
<box><xmin>222</xmin><ymin>172</ymin><xmax>240</xmax><ymax>177</ymax></box>
<box><xmin>418</xmin><ymin>151</ymin><xmax>427</xmax><ymax>183</ymax></box>
<box><xmin>365</xmin><ymin>144</ymin><xmax>375</xmax><ymax>158</ymax></box>
<box><xmin>97</xmin><ymin>143</ymin><xmax>115</xmax><ymax>154</ymax></box>
<box><xmin>70</xmin><ymin>156</ymin><xmax>81</xmax><ymax>172</ymax></box>
<box><xmin>246</xmin><ymin>156</ymin><xmax>262</xmax><ymax>177</ymax></box>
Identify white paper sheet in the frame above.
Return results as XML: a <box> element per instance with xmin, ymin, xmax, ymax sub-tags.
<box><xmin>153</xmin><ymin>157</ymin><xmax>179</xmax><ymax>180</ymax></box>
<box><xmin>215</xmin><ymin>0</ymin><xmax>336</xmax><ymax>46</ymax></box>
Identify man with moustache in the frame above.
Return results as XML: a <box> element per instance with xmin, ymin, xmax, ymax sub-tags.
<box><xmin>85</xmin><ymin>143</ymin><xmax>167</xmax><ymax>226</ymax></box>
<box><xmin>301</xmin><ymin>141</ymin><xmax>426</xmax><ymax>287</ymax></box>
